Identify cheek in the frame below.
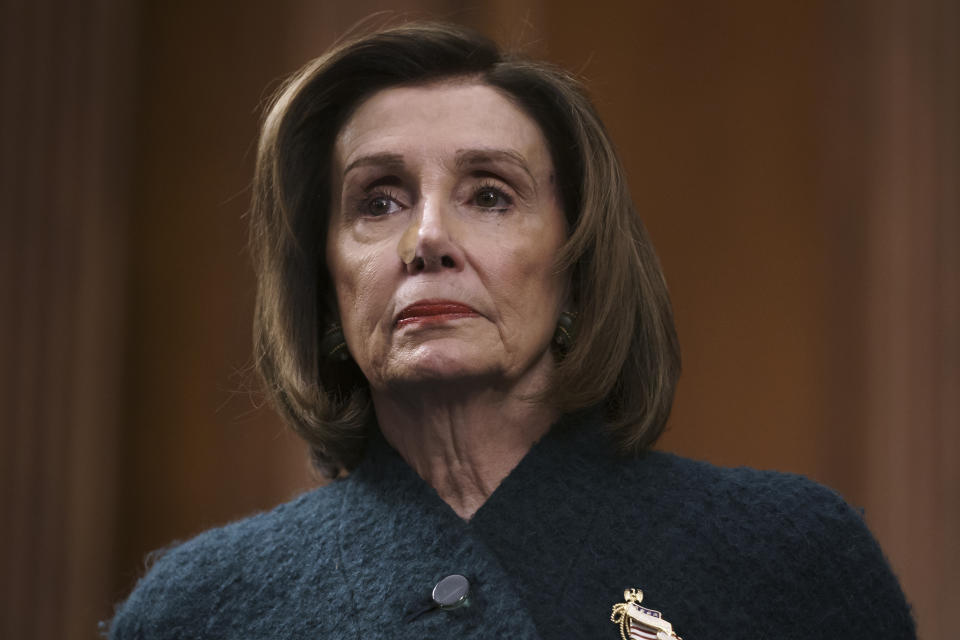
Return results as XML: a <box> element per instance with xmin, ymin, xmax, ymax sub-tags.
<box><xmin>328</xmin><ymin>242</ymin><xmax>392</xmax><ymax>341</ymax></box>
<box><xmin>521</xmin><ymin>222</ymin><xmax>567</xmax><ymax>295</ymax></box>
<box><xmin>479</xmin><ymin>209</ymin><xmax>566</xmax><ymax>308</ymax></box>
<box><xmin>493</xmin><ymin>240</ymin><xmax>566</xmax><ymax>323</ymax></box>
<box><xmin>326</xmin><ymin>245</ymin><xmax>354</xmax><ymax>318</ymax></box>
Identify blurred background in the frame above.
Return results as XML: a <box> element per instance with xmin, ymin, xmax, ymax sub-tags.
<box><xmin>1</xmin><ymin>0</ymin><xmax>957</xmax><ymax>638</ymax></box>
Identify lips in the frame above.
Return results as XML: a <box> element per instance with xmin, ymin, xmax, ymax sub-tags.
<box><xmin>395</xmin><ymin>300</ymin><xmax>480</xmax><ymax>327</ymax></box>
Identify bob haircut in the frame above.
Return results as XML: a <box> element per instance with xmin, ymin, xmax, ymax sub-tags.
<box><xmin>250</xmin><ymin>21</ymin><xmax>680</xmax><ymax>477</ymax></box>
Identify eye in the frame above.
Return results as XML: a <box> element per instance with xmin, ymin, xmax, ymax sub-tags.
<box><xmin>361</xmin><ymin>193</ymin><xmax>403</xmax><ymax>217</ymax></box>
<box><xmin>472</xmin><ymin>184</ymin><xmax>513</xmax><ymax>210</ymax></box>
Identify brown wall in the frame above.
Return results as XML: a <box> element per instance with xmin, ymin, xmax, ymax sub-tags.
<box><xmin>2</xmin><ymin>1</ymin><xmax>956</xmax><ymax>638</ymax></box>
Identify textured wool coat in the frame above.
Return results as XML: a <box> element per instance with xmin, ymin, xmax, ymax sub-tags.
<box><xmin>109</xmin><ymin>412</ymin><xmax>915</xmax><ymax>639</ymax></box>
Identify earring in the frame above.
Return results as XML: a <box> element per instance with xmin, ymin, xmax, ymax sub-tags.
<box><xmin>553</xmin><ymin>311</ymin><xmax>577</xmax><ymax>352</ymax></box>
<box><xmin>320</xmin><ymin>323</ymin><xmax>350</xmax><ymax>362</ymax></box>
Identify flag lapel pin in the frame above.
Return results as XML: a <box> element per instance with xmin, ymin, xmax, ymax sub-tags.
<box><xmin>610</xmin><ymin>588</ymin><xmax>683</xmax><ymax>640</ymax></box>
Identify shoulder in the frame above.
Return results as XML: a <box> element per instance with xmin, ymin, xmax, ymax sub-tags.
<box><xmin>633</xmin><ymin>451</ymin><xmax>858</xmax><ymax>529</ymax></box>
<box><xmin>108</xmin><ymin>482</ymin><xmax>351</xmax><ymax>640</ymax></box>
<box><xmin>620</xmin><ymin>451</ymin><xmax>885</xmax><ymax>566</ymax></box>
<box><xmin>609</xmin><ymin>452</ymin><xmax>916</xmax><ymax>637</ymax></box>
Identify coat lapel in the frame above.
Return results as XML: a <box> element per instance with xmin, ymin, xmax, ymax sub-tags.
<box><xmin>469</xmin><ymin>409</ymin><xmax>622</xmax><ymax>638</ymax></box>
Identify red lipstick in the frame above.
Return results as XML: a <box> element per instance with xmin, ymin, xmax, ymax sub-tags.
<box><xmin>396</xmin><ymin>300</ymin><xmax>479</xmax><ymax>327</ymax></box>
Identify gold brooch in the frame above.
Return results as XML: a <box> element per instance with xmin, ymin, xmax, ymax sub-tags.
<box><xmin>610</xmin><ymin>588</ymin><xmax>682</xmax><ymax>640</ymax></box>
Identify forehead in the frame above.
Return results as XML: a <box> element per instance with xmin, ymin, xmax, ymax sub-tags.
<box><xmin>333</xmin><ymin>82</ymin><xmax>553</xmax><ymax>173</ymax></box>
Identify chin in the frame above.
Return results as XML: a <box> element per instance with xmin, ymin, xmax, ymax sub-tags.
<box><xmin>389</xmin><ymin>343</ymin><xmax>500</xmax><ymax>385</ymax></box>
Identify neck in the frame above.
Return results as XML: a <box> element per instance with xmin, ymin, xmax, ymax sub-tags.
<box><xmin>372</xmin><ymin>377</ymin><xmax>559</xmax><ymax>520</ymax></box>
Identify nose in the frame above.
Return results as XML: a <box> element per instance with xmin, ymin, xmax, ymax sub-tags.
<box><xmin>398</xmin><ymin>198</ymin><xmax>463</xmax><ymax>274</ymax></box>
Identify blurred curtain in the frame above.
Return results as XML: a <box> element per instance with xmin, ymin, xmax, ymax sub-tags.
<box><xmin>1</xmin><ymin>1</ymin><xmax>135</xmax><ymax>638</ymax></box>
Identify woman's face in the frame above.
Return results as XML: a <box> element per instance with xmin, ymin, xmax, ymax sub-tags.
<box><xmin>326</xmin><ymin>82</ymin><xmax>568</xmax><ymax>394</ymax></box>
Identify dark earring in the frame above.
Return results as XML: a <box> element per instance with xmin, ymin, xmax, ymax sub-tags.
<box><xmin>320</xmin><ymin>323</ymin><xmax>350</xmax><ymax>362</ymax></box>
<box><xmin>553</xmin><ymin>311</ymin><xmax>577</xmax><ymax>352</ymax></box>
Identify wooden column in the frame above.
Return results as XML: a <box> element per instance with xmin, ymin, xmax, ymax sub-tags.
<box><xmin>857</xmin><ymin>2</ymin><xmax>959</xmax><ymax>637</ymax></box>
<box><xmin>0</xmin><ymin>0</ymin><xmax>136</xmax><ymax>637</ymax></box>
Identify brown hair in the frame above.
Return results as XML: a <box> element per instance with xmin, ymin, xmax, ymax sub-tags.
<box><xmin>250</xmin><ymin>21</ymin><xmax>680</xmax><ymax>477</ymax></box>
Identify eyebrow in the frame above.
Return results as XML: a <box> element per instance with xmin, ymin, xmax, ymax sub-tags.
<box><xmin>342</xmin><ymin>152</ymin><xmax>405</xmax><ymax>177</ymax></box>
<box><xmin>341</xmin><ymin>148</ymin><xmax>537</xmax><ymax>185</ymax></box>
<box><xmin>455</xmin><ymin>148</ymin><xmax>535</xmax><ymax>183</ymax></box>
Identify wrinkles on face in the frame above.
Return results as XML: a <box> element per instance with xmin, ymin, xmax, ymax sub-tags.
<box><xmin>325</xmin><ymin>82</ymin><xmax>568</xmax><ymax>394</ymax></box>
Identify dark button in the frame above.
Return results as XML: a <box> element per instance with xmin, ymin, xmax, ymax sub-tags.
<box><xmin>432</xmin><ymin>574</ymin><xmax>470</xmax><ymax>610</ymax></box>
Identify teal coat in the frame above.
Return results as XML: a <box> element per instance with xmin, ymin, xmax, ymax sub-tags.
<box><xmin>109</xmin><ymin>413</ymin><xmax>915</xmax><ymax>639</ymax></box>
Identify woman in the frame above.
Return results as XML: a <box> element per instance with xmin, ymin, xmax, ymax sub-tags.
<box><xmin>109</xmin><ymin>22</ymin><xmax>914</xmax><ymax>639</ymax></box>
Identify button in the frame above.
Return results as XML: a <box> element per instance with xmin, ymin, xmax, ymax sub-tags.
<box><xmin>432</xmin><ymin>574</ymin><xmax>470</xmax><ymax>610</ymax></box>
